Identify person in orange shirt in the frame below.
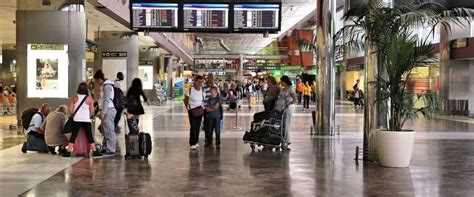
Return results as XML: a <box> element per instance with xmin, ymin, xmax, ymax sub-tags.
<box><xmin>296</xmin><ymin>79</ymin><xmax>305</xmax><ymax>104</ymax></box>
<box><xmin>303</xmin><ymin>81</ymin><xmax>312</xmax><ymax>112</ymax></box>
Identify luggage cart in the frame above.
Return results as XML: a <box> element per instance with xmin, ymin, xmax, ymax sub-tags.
<box><xmin>243</xmin><ymin>108</ymin><xmax>289</xmax><ymax>151</ymax></box>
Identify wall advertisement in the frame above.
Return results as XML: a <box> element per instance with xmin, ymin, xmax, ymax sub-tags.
<box><xmin>27</xmin><ymin>44</ymin><xmax>69</xmax><ymax>98</ymax></box>
<box><xmin>138</xmin><ymin>66</ymin><xmax>153</xmax><ymax>90</ymax></box>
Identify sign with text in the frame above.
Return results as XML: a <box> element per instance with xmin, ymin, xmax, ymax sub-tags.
<box><xmin>102</xmin><ymin>52</ymin><xmax>127</xmax><ymax>58</ymax></box>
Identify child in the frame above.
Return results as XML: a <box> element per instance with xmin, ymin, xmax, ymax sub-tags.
<box><xmin>205</xmin><ymin>87</ymin><xmax>223</xmax><ymax>148</ymax></box>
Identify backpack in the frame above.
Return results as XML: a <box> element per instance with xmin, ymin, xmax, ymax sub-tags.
<box><xmin>21</xmin><ymin>108</ymin><xmax>43</xmax><ymax>130</ymax></box>
<box><xmin>107</xmin><ymin>84</ymin><xmax>127</xmax><ymax>110</ymax></box>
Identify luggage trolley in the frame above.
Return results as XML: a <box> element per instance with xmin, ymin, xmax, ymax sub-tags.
<box><xmin>243</xmin><ymin>107</ymin><xmax>290</xmax><ymax>151</ymax></box>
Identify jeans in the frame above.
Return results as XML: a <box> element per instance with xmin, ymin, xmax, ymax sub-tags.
<box><xmin>303</xmin><ymin>95</ymin><xmax>310</xmax><ymax>109</ymax></box>
<box><xmin>297</xmin><ymin>92</ymin><xmax>302</xmax><ymax>104</ymax></box>
<box><xmin>205</xmin><ymin>117</ymin><xmax>221</xmax><ymax>145</ymax></box>
<box><xmin>26</xmin><ymin>132</ymin><xmax>48</xmax><ymax>152</ymax></box>
<box><xmin>102</xmin><ymin>108</ymin><xmax>117</xmax><ymax>152</ymax></box>
<box><xmin>188</xmin><ymin>110</ymin><xmax>203</xmax><ymax>146</ymax></box>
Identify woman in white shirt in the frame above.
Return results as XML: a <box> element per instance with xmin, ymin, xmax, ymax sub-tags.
<box><xmin>183</xmin><ymin>75</ymin><xmax>205</xmax><ymax>150</ymax></box>
<box><xmin>64</xmin><ymin>82</ymin><xmax>102</xmax><ymax>157</ymax></box>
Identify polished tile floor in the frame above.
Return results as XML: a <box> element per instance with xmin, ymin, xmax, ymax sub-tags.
<box><xmin>1</xmin><ymin>101</ymin><xmax>474</xmax><ymax>196</ymax></box>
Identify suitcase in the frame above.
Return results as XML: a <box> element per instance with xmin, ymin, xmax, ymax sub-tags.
<box><xmin>124</xmin><ymin>113</ymin><xmax>152</xmax><ymax>159</ymax></box>
<box><xmin>138</xmin><ymin>132</ymin><xmax>152</xmax><ymax>157</ymax></box>
<box><xmin>73</xmin><ymin>129</ymin><xmax>90</xmax><ymax>156</ymax></box>
<box><xmin>125</xmin><ymin>133</ymin><xmax>140</xmax><ymax>159</ymax></box>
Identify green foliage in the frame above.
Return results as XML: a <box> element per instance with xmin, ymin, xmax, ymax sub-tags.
<box><xmin>336</xmin><ymin>0</ymin><xmax>474</xmax><ymax>131</ymax></box>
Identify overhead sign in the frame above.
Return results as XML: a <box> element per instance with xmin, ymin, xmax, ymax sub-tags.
<box><xmin>102</xmin><ymin>52</ymin><xmax>127</xmax><ymax>58</ymax></box>
<box><xmin>233</xmin><ymin>3</ymin><xmax>281</xmax><ymax>32</ymax></box>
<box><xmin>280</xmin><ymin>65</ymin><xmax>302</xmax><ymax>71</ymax></box>
<box><xmin>346</xmin><ymin>64</ymin><xmax>364</xmax><ymax>71</ymax></box>
<box><xmin>131</xmin><ymin>3</ymin><xmax>179</xmax><ymax>31</ymax></box>
<box><xmin>139</xmin><ymin>60</ymin><xmax>154</xmax><ymax>65</ymax></box>
<box><xmin>244</xmin><ymin>64</ymin><xmax>280</xmax><ymax>71</ymax></box>
<box><xmin>204</xmin><ymin>68</ymin><xmax>226</xmax><ymax>76</ymax></box>
<box><xmin>183</xmin><ymin>3</ymin><xmax>229</xmax><ymax>31</ymax></box>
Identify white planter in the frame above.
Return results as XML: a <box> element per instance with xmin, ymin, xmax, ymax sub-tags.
<box><xmin>376</xmin><ymin>130</ymin><xmax>415</xmax><ymax>168</ymax></box>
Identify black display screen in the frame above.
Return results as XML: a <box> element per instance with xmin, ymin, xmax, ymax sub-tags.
<box><xmin>131</xmin><ymin>3</ymin><xmax>179</xmax><ymax>30</ymax></box>
<box><xmin>233</xmin><ymin>3</ymin><xmax>281</xmax><ymax>32</ymax></box>
<box><xmin>183</xmin><ymin>3</ymin><xmax>229</xmax><ymax>30</ymax></box>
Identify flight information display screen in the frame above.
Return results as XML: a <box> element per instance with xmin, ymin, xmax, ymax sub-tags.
<box><xmin>233</xmin><ymin>4</ymin><xmax>280</xmax><ymax>31</ymax></box>
<box><xmin>183</xmin><ymin>3</ymin><xmax>229</xmax><ymax>30</ymax></box>
<box><xmin>131</xmin><ymin>3</ymin><xmax>179</xmax><ymax>30</ymax></box>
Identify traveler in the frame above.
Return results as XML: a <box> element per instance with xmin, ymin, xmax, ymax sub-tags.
<box><xmin>274</xmin><ymin>76</ymin><xmax>296</xmax><ymax>150</ymax></box>
<box><xmin>303</xmin><ymin>81</ymin><xmax>312</xmax><ymax>112</ymax></box>
<box><xmin>184</xmin><ymin>75</ymin><xmax>205</xmax><ymax>150</ymax></box>
<box><xmin>296</xmin><ymin>79</ymin><xmax>304</xmax><ymax>104</ymax></box>
<box><xmin>114</xmin><ymin>72</ymin><xmax>126</xmax><ymax>92</ymax></box>
<box><xmin>114</xmin><ymin>72</ymin><xmax>126</xmax><ymax>133</ymax></box>
<box><xmin>93</xmin><ymin>70</ymin><xmax>116</xmax><ymax>157</ymax></box>
<box><xmin>41</xmin><ymin>105</ymin><xmax>68</xmax><ymax>155</ymax></box>
<box><xmin>205</xmin><ymin>87</ymin><xmax>223</xmax><ymax>148</ymax></box>
<box><xmin>202</xmin><ymin>74</ymin><xmax>219</xmax><ymax>138</ymax></box>
<box><xmin>263</xmin><ymin>76</ymin><xmax>279</xmax><ymax>111</ymax></box>
<box><xmin>126</xmin><ymin>78</ymin><xmax>149</xmax><ymax>124</ymax></box>
<box><xmin>21</xmin><ymin>103</ymin><xmax>51</xmax><ymax>153</ymax></box>
<box><xmin>246</xmin><ymin>81</ymin><xmax>254</xmax><ymax>109</ymax></box>
<box><xmin>227</xmin><ymin>90</ymin><xmax>238</xmax><ymax>111</ymax></box>
<box><xmin>353</xmin><ymin>79</ymin><xmax>363</xmax><ymax>108</ymax></box>
<box><xmin>63</xmin><ymin>82</ymin><xmax>102</xmax><ymax>157</ymax></box>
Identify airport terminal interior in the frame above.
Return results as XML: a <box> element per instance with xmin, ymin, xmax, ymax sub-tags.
<box><xmin>2</xmin><ymin>0</ymin><xmax>474</xmax><ymax>196</ymax></box>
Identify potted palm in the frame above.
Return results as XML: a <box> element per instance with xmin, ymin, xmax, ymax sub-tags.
<box><xmin>336</xmin><ymin>0</ymin><xmax>473</xmax><ymax>167</ymax></box>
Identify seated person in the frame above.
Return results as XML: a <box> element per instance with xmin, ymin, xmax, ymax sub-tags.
<box><xmin>227</xmin><ymin>90</ymin><xmax>238</xmax><ymax>110</ymax></box>
<box><xmin>41</xmin><ymin>105</ymin><xmax>69</xmax><ymax>155</ymax></box>
<box><xmin>21</xmin><ymin>103</ymin><xmax>51</xmax><ymax>153</ymax></box>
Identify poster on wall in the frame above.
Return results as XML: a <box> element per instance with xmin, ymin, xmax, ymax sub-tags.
<box><xmin>138</xmin><ymin>66</ymin><xmax>153</xmax><ymax>90</ymax></box>
<box><xmin>27</xmin><ymin>44</ymin><xmax>68</xmax><ymax>98</ymax></box>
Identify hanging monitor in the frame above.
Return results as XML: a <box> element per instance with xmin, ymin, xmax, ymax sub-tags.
<box><xmin>233</xmin><ymin>3</ymin><xmax>281</xmax><ymax>33</ymax></box>
<box><xmin>130</xmin><ymin>2</ymin><xmax>179</xmax><ymax>31</ymax></box>
<box><xmin>183</xmin><ymin>3</ymin><xmax>229</xmax><ymax>31</ymax></box>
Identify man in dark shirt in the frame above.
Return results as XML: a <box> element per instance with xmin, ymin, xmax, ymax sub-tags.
<box><xmin>205</xmin><ymin>87</ymin><xmax>222</xmax><ymax>148</ymax></box>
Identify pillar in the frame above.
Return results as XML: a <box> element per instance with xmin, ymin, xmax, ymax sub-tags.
<box><xmin>95</xmin><ymin>32</ymin><xmax>139</xmax><ymax>89</ymax></box>
<box><xmin>1</xmin><ymin>44</ymin><xmax>17</xmax><ymax>86</ymax></box>
<box><xmin>314</xmin><ymin>0</ymin><xmax>336</xmax><ymax>135</ymax></box>
<box><xmin>16</xmin><ymin>0</ymin><xmax>86</xmax><ymax>122</ymax></box>
<box><xmin>469</xmin><ymin>61</ymin><xmax>474</xmax><ymax>117</ymax></box>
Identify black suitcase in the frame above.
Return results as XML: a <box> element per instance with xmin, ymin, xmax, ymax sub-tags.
<box><xmin>138</xmin><ymin>132</ymin><xmax>152</xmax><ymax>157</ymax></box>
<box><xmin>124</xmin><ymin>113</ymin><xmax>152</xmax><ymax>159</ymax></box>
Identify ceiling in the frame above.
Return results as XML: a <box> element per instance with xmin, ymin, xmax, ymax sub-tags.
<box><xmin>195</xmin><ymin>0</ymin><xmax>317</xmax><ymax>55</ymax></box>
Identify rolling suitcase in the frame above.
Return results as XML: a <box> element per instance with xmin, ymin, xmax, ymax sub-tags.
<box><xmin>124</xmin><ymin>114</ymin><xmax>152</xmax><ymax>159</ymax></box>
<box><xmin>73</xmin><ymin>129</ymin><xmax>90</xmax><ymax>156</ymax></box>
<box><xmin>138</xmin><ymin>132</ymin><xmax>152</xmax><ymax>158</ymax></box>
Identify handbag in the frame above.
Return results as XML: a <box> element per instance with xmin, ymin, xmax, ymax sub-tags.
<box><xmin>190</xmin><ymin>106</ymin><xmax>204</xmax><ymax>117</ymax></box>
<box><xmin>64</xmin><ymin>95</ymin><xmax>88</xmax><ymax>133</ymax></box>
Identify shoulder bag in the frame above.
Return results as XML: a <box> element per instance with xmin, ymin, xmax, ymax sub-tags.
<box><xmin>189</xmin><ymin>88</ymin><xmax>204</xmax><ymax>117</ymax></box>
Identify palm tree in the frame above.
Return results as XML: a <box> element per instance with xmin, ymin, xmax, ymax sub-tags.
<box><xmin>334</xmin><ymin>0</ymin><xmax>474</xmax><ymax>131</ymax></box>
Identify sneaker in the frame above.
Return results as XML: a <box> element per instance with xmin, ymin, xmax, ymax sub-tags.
<box><xmin>91</xmin><ymin>151</ymin><xmax>103</xmax><ymax>158</ymax></box>
<box><xmin>102</xmin><ymin>152</ymin><xmax>115</xmax><ymax>157</ymax></box>
<box><xmin>48</xmin><ymin>147</ymin><xmax>57</xmax><ymax>155</ymax></box>
<box><xmin>21</xmin><ymin>142</ymin><xmax>27</xmax><ymax>153</ymax></box>
<box><xmin>195</xmin><ymin>144</ymin><xmax>200</xmax><ymax>148</ymax></box>
<box><xmin>62</xmin><ymin>152</ymin><xmax>71</xmax><ymax>157</ymax></box>
<box><xmin>190</xmin><ymin>145</ymin><xmax>197</xmax><ymax>150</ymax></box>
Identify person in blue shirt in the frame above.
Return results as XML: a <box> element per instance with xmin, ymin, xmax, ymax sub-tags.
<box><xmin>205</xmin><ymin>86</ymin><xmax>223</xmax><ymax>148</ymax></box>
